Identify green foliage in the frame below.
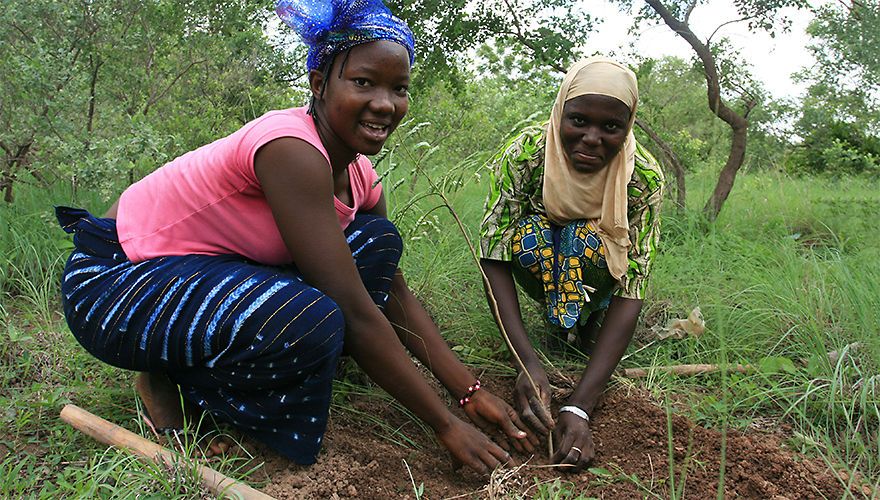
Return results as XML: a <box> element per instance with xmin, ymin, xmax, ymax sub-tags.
<box><xmin>533</xmin><ymin>477</ymin><xmax>596</xmax><ymax>499</ymax></box>
<box><xmin>794</xmin><ymin>118</ymin><xmax>880</xmax><ymax>176</ymax></box>
<box><xmin>635</xmin><ymin>57</ymin><xmax>728</xmax><ymax>170</ymax></box>
<box><xmin>629</xmin><ymin>0</ymin><xmax>809</xmax><ymax>34</ymax></box>
<box><xmin>805</xmin><ymin>0</ymin><xmax>880</xmax><ymax>120</ymax></box>
<box><xmin>393</xmin><ymin>0</ymin><xmax>594</xmax><ymax>86</ymax></box>
<box><xmin>791</xmin><ymin>1</ymin><xmax>880</xmax><ymax>176</ymax></box>
<box><xmin>404</xmin><ymin>74</ymin><xmax>555</xmax><ymax>166</ymax></box>
<box><xmin>0</xmin><ymin>0</ymin><xmax>300</xmax><ymax>204</ymax></box>
<box><xmin>2</xmin><ymin>0</ymin><xmax>880</xmax><ymax>495</ymax></box>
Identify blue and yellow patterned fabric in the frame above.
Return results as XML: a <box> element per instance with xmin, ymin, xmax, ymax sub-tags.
<box><xmin>480</xmin><ymin>124</ymin><xmax>664</xmax><ymax>301</ymax></box>
<box><xmin>480</xmin><ymin>124</ymin><xmax>663</xmax><ymax>330</ymax></box>
<box><xmin>512</xmin><ymin>214</ymin><xmax>618</xmax><ymax>329</ymax></box>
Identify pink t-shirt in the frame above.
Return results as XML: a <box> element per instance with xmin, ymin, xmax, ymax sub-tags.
<box><xmin>117</xmin><ymin>106</ymin><xmax>383</xmax><ymax>265</ymax></box>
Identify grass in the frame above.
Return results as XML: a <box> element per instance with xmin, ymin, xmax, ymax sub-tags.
<box><xmin>1</xmin><ymin>140</ymin><xmax>878</xmax><ymax>497</ymax></box>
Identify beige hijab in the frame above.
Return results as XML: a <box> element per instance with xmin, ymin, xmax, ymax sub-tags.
<box><xmin>542</xmin><ymin>56</ymin><xmax>638</xmax><ymax>281</ymax></box>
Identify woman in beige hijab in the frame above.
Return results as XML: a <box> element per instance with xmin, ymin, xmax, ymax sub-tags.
<box><xmin>479</xmin><ymin>56</ymin><xmax>664</xmax><ymax>471</ymax></box>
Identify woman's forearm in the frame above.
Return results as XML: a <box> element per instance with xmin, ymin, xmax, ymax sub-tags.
<box><xmin>385</xmin><ymin>271</ymin><xmax>477</xmax><ymax>397</ymax></box>
<box><xmin>568</xmin><ymin>296</ymin><xmax>642</xmax><ymax>413</ymax></box>
<box><xmin>104</xmin><ymin>200</ymin><xmax>119</xmax><ymax>218</ymax></box>
<box><xmin>344</xmin><ymin>305</ymin><xmax>455</xmax><ymax>432</ymax></box>
<box><xmin>479</xmin><ymin>259</ymin><xmax>542</xmax><ymax>370</ymax></box>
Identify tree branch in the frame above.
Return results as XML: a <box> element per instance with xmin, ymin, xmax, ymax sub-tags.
<box><xmin>143</xmin><ymin>59</ymin><xmax>208</xmax><ymax>116</ymax></box>
<box><xmin>635</xmin><ymin>117</ymin><xmax>686</xmax><ymax>209</ymax></box>
<box><xmin>707</xmin><ymin>15</ymin><xmax>758</xmax><ymax>44</ymax></box>
<box><xmin>9</xmin><ymin>21</ymin><xmax>36</xmax><ymax>44</ymax></box>
<box><xmin>499</xmin><ymin>0</ymin><xmax>568</xmax><ymax>74</ymax></box>
<box><xmin>643</xmin><ymin>0</ymin><xmax>745</xmax><ymax>129</ymax></box>
<box><xmin>684</xmin><ymin>0</ymin><xmax>699</xmax><ymax>24</ymax></box>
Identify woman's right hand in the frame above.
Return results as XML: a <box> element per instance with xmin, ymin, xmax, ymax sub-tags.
<box><xmin>436</xmin><ymin>417</ymin><xmax>512</xmax><ymax>474</ymax></box>
<box><xmin>514</xmin><ymin>365</ymin><xmax>555</xmax><ymax>436</ymax></box>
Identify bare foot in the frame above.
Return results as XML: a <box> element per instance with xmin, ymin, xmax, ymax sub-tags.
<box><xmin>135</xmin><ymin>372</ymin><xmax>232</xmax><ymax>456</ymax></box>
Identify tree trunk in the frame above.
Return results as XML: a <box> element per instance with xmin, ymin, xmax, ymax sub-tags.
<box><xmin>1</xmin><ymin>142</ymin><xmax>33</xmax><ymax>204</ymax></box>
<box><xmin>635</xmin><ymin>117</ymin><xmax>686</xmax><ymax>210</ymax></box>
<box><xmin>86</xmin><ymin>56</ymin><xmax>103</xmax><ymax>136</ymax></box>
<box><xmin>704</xmin><ymin>123</ymin><xmax>747</xmax><ymax>218</ymax></box>
<box><xmin>644</xmin><ymin>0</ymin><xmax>751</xmax><ymax>221</ymax></box>
<box><xmin>1</xmin><ymin>170</ymin><xmax>14</xmax><ymax>204</ymax></box>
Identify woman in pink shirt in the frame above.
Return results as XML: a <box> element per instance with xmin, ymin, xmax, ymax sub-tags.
<box><xmin>56</xmin><ymin>0</ymin><xmax>534</xmax><ymax>471</ymax></box>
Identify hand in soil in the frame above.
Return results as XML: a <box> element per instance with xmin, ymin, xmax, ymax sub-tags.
<box><xmin>513</xmin><ymin>368</ymin><xmax>554</xmax><ymax>436</ymax></box>
<box><xmin>462</xmin><ymin>389</ymin><xmax>538</xmax><ymax>454</ymax></box>
<box><xmin>135</xmin><ymin>372</ymin><xmax>232</xmax><ymax>457</ymax></box>
<box><xmin>551</xmin><ymin>411</ymin><xmax>595</xmax><ymax>472</ymax></box>
<box><xmin>436</xmin><ymin>417</ymin><xmax>513</xmax><ymax>475</ymax></box>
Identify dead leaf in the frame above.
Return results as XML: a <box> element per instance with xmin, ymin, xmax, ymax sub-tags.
<box><xmin>656</xmin><ymin>307</ymin><xmax>705</xmax><ymax>340</ymax></box>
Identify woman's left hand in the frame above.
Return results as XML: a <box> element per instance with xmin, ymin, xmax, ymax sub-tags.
<box><xmin>463</xmin><ymin>389</ymin><xmax>539</xmax><ymax>454</ymax></box>
<box><xmin>550</xmin><ymin>411</ymin><xmax>595</xmax><ymax>472</ymax></box>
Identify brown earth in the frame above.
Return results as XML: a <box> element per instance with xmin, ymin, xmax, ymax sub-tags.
<box><xmin>229</xmin><ymin>375</ymin><xmax>861</xmax><ymax>500</ymax></box>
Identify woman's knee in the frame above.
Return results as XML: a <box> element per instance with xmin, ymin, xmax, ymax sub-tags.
<box><xmin>347</xmin><ymin>214</ymin><xmax>403</xmax><ymax>260</ymax></box>
<box><xmin>282</xmin><ymin>291</ymin><xmax>346</xmax><ymax>360</ymax></box>
<box><xmin>346</xmin><ymin>215</ymin><xmax>403</xmax><ymax>308</ymax></box>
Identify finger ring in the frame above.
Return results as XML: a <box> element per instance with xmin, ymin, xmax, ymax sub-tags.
<box><xmin>571</xmin><ymin>446</ymin><xmax>582</xmax><ymax>455</ymax></box>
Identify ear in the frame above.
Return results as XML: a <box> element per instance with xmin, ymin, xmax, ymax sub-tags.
<box><xmin>308</xmin><ymin>69</ymin><xmax>325</xmax><ymax>100</ymax></box>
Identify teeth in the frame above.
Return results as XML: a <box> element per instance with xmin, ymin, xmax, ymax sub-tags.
<box><xmin>362</xmin><ymin>122</ymin><xmax>386</xmax><ymax>130</ymax></box>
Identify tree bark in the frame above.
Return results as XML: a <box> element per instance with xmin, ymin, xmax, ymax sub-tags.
<box><xmin>1</xmin><ymin>142</ymin><xmax>33</xmax><ymax>204</ymax></box>
<box><xmin>705</xmin><ymin>123</ymin><xmax>747</xmax><ymax>217</ymax></box>
<box><xmin>86</xmin><ymin>55</ymin><xmax>103</xmax><ymax>136</ymax></box>
<box><xmin>643</xmin><ymin>0</ymin><xmax>751</xmax><ymax>221</ymax></box>
<box><xmin>635</xmin><ymin>117</ymin><xmax>686</xmax><ymax>210</ymax></box>
<box><xmin>1</xmin><ymin>172</ymin><xmax>12</xmax><ymax>204</ymax></box>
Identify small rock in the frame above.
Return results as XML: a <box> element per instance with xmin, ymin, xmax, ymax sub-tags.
<box><xmin>346</xmin><ymin>485</ymin><xmax>358</xmax><ymax>497</ymax></box>
<box><xmin>367</xmin><ymin>460</ymin><xmax>379</xmax><ymax>469</ymax></box>
<box><xmin>862</xmin><ymin>485</ymin><xmax>873</xmax><ymax>496</ymax></box>
<box><xmin>288</xmin><ymin>475</ymin><xmax>308</xmax><ymax>488</ymax></box>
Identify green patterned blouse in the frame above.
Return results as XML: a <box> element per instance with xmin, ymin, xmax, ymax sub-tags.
<box><xmin>479</xmin><ymin>124</ymin><xmax>665</xmax><ymax>300</ymax></box>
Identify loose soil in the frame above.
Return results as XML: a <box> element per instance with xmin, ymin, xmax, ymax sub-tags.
<box><xmin>232</xmin><ymin>374</ymin><xmax>860</xmax><ymax>499</ymax></box>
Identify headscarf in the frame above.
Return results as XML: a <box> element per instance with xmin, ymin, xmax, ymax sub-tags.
<box><xmin>542</xmin><ymin>56</ymin><xmax>639</xmax><ymax>281</ymax></box>
<box><xmin>276</xmin><ymin>0</ymin><xmax>415</xmax><ymax>71</ymax></box>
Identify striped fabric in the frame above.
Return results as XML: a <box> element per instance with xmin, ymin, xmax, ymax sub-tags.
<box><xmin>56</xmin><ymin>207</ymin><xmax>402</xmax><ymax>464</ymax></box>
<box><xmin>479</xmin><ymin>124</ymin><xmax>664</xmax><ymax>300</ymax></box>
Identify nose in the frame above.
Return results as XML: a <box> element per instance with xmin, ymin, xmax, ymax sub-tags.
<box><xmin>368</xmin><ymin>89</ymin><xmax>395</xmax><ymax>115</ymax></box>
<box><xmin>581</xmin><ymin>127</ymin><xmax>601</xmax><ymax>146</ymax></box>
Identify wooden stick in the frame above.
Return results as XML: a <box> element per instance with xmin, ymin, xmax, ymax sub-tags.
<box><xmin>60</xmin><ymin>404</ymin><xmax>275</xmax><ymax>500</ymax></box>
<box><xmin>623</xmin><ymin>343</ymin><xmax>863</xmax><ymax>379</ymax></box>
<box><xmin>412</xmin><ymin>173</ymin><xmax>554</xmax><ymax>455</ymax></box>
<box><xmin>620</xmin><ymin>363</ymin><xmax>753</xmax><ymax>378</ymax></box>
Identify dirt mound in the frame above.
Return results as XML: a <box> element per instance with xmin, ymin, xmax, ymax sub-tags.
<box><xmin>245</xmin><ymin>378</ymin><xmax>852</xmax><ymax>499</ymax></box>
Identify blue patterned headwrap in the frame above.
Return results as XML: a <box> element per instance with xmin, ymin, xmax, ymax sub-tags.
<box><xmin>276</xmin><ymin>0</ymin><xmax>415</xmax><ymax>72</ymax></box>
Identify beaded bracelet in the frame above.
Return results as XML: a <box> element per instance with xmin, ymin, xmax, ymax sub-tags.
<box><xmin>458</xmin><ymin>380</ymin><xmax>482</xmax><ymax>407</ymax></box>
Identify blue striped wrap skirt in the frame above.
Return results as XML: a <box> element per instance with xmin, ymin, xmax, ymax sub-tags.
<box><xmin>56</xmin><ymin>206</ymin><xmax>402</xmax><ymax>464</ymax></box>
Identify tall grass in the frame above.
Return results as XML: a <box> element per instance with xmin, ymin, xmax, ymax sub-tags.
<box><xmin>385</xmin><ymin>144</ymin><xmax>880</xmax><ymax>492</ymax></box>
<box><xmin>2</xmin><ymin>126</ymin><xmax>878</xmax><ymax>495</ymax></box>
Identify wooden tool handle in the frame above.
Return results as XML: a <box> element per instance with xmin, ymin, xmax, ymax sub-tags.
<box><xmin>60</xmin><ymin>404</ymin><xmax>275</xmax><ymax>500</ymax></box>
<box><xmin>621</xmin><ymin>363</ymin><xmax>752</xmax><ymax>378</ymax></box>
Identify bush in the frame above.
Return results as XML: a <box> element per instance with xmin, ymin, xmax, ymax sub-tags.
<box><xmin>793</xmin><ymin>120</ymin><xmax>880</xmax><ymax>176</ymax></box>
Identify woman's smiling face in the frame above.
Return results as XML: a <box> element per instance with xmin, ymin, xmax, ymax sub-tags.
<box><xmin>312</xmin><ymin>40</ymin><xmax>411</xmax><ymax>158</ymax></box>
<box><xmin>559</xmin><ymin>94</ymin><xmax>631</xmax><ymax>174</ymax></box>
